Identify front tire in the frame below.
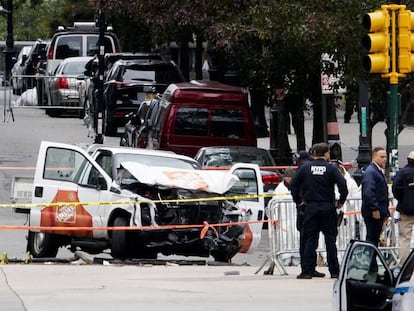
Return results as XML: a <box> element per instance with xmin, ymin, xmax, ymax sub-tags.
<box><xmin>120</xmin><ymin>134</ymin><xmax>128</xmax><ymax>146</ymax></box>
<box><xmin>103</xmin><ymin>108</ymin><xmax>117</xmax><ymax>136</ymax></box>
<box><xmin>27</xmin><ymin>231</ymin><xmax>59</xmax><ymax>258</ymax></box>
<box><xmin>111</xmin><ymin>216</ymin><xmax>131</xmax><ymax>259</ymax></box>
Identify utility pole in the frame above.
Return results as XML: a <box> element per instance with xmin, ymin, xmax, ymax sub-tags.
<box><xmin>2</xmin><ymin>0</ymin><xmax>15</xmax><ymax>83</ymax></box>
<box><xmin>353</xmin><ymin>80</ymin><xmax>372</xmax><ymax>184</ymax></box>
<box><xmin>94</xmin><ymin>0</ymin><xmax>106</xmax><ymax>144</ymax></box>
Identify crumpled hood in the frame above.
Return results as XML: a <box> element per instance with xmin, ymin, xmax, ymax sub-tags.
<box><xmin>120</xmin><ymin>161</ymin><xmax>239</xmax><ymax>194</ymax></box>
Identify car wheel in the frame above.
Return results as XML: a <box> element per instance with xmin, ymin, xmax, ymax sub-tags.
<box><xmin>120</xmin><ymin>134</ymin><xmax>128</xmax><ymax>146</ymax></box>
<box><xmin>27</xmin><ymin>231</ymin><xmax>59</xmax><ymax>258</ymax></box>
<box><xmin>46</xmin><ymin>108</ymin><xmax>60</xmax><ymax>117</ymax></box>
<box><xmin>36</xmin><ymin>81</ymin><xmax>46</xmax><ymax>106</ymax></box>
<box><xmin>104</xmin><ymin>111</ymin><xmax>117</xmax><ymax>136</ymax></box>
<box><xmin>78</xmin><ymin>108</ymin><xmax>85</xmax><ymax>119</ymax></box>
<box><xmin>111</xmin><ymin>216</ymin><xmax>131</xmax><ymax>259</ymax></box>
<box><xmin>213</xmin><ymin>252</ymin><xmax>233</xmax><ymax>263</ymax></box>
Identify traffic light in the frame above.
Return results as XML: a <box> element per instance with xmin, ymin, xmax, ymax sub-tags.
<box><xmin>362</xmin><ymin>9</ymin><xmax>390</xmax><ymax>73</ymax></box>
<box><xmin>398</xmin><ymin>9</ymin><xmax>414</xmax><ymax>73</ymax></box>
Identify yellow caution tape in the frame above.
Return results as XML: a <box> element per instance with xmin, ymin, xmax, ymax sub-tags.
<box><xmin>0</xmin><ymin>192</ymin><xmax>291</xmax><ymax>209</ymax></box>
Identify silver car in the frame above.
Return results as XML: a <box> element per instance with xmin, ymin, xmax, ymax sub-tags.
<box><xmin>47</xmin><ymin>56</ymin><xmax>92</xmax><ymax>117</ymax></box>
<box><xmin>11</xmin><ymin>45</ymin><xmax>32</xmax><ymax>94</ymax></box>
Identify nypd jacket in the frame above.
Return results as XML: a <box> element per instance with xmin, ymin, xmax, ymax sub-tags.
<box><xmin>291</xmin><ymin>158</ymin><xmax>348</xmax><ymax>205</ymax></box>
<box><xmin>361</xmin><ymin>162</ymin><xmax>389</xmax><ymax>219</ymax></box>
<box><xmin>392</xmin><ymin>163</ymin><xmax>414</xmax><ymax>215</ymax></box>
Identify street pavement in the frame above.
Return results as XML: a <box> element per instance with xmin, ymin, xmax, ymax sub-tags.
<box><xmin>1</xmin><ymin>106</ymin><xmax>413</xmax><ymax>311</ymax></box>
<box><xmin>0</xmin><ymin>262</ymin><xmax>335</xmax><ymax>311</ymax></box>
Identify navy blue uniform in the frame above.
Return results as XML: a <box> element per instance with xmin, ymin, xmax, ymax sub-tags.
<box><xmin>392</xmin><ymin>162</ymin><xmax>414</xmax><ymax>215</ymax></box>
<box><xmin>291</xmin><ymin>158</ymin><xmax>348</xmax><ymax>277</ymax></box>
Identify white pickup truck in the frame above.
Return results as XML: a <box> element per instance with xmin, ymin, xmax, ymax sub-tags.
<box><xmin>22</xmin><ymin>141</ymin><xmax>265</xmax><ymax>262</ymax></box>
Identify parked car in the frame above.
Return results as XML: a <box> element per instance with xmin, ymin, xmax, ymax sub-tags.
<box><xmin>11</xmin><ymin>45</ymin><xmax>32</xmax><ymax>94</ymax></box>
<box><xmin>80</xmin><ymin>52</ymin><xmax>165</xmax><ymax>132</ymax></box>
<box><xmin>146</xmin><ymin>80</ymin><xmax>258</xmax><ymax>157</ymax></box>
<box><xmin>103</xmin><ymin>52</ymin><xmax>164</xmax><ymax>76</ymax></box>
<box><xmin>120</xmin><ymin>99</ymin><xmax>152</xmax><ymax>147</ymax></box>
<box><xmin>194</xmin><ymin>146</ymin><xmax>282</xmax><ymax>193</ymax></box>
<box><xmin>333</xmin><ymin>240</ymin><xmax>414</xmax><ymax>311</ymax></box>
<box><xmin>46</xmin><ymin>56</ymin><xmax>93</xmax><ymax>117</ymax></box>
<box><xmin>121</xmin><ymin>97</ymin><xmax>164</xmax><ymax>149</ymax></box>
<box><xmin>21</xmin><ymin>39</ymin><xmax>49</xmax><ymax>91</ymax></box>
<box><xmin>26</xmin><ymin>141</ymin><xmax>264</xmax><ymax>261</ymax></box>
<box><xmin>102</xmin><ymin>59</ymin><xmax>185</xmax><ymax>135</ymax></box>
<box><xmin>37</xmin><ymin>22</ymin><xmax>121</xmax><ymax>107</ymax></box>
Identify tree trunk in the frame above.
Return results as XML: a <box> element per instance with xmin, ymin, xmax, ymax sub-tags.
<box><xmin>180</xmin><ymin>39</ymin><xmax>190</xmax><ymax>81</ymax></box>
<box><xmin>250</xmin><ymin>88</ymin><xmax>269</xmax><ymax>138</ymax></box>
<box><xmin>276</xmin><ymin>98</ymin><xmax>292</xmax><ymax>163</ymax></box>
<box><xmin>195</xmin><ymin>35</ymin><xmax>203</xmax><ymax>80</ymax></box>
<box><xmin>285</xmin><ymin>94</ymin><xmax>306</xmax><ymax>151</ymax></box>
<box><xmin>312</xmin><ymin>100</ymin><xmax>324</xmax><ymax>144</ymax></box>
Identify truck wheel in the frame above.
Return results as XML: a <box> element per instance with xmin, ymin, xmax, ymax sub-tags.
<box><xmin>213</xmin><ymin>252</ymin><xmax>232</xmax><ymax>263</ymax></box>
<box><xmin>111</xmin><ymin>216</ymin><xmax>131</xmax><ymax>259</ymax></box>
<box><xmin>27</xmin><ymin>231</ymin><xmax>59</xmax><ymax>258</ymax></box>
<box><xmin>104</xmin><ymin>122</ymin><xmax>117</xmax><ymax>136</ymax></box>
<box><xmin>120</xmin><ymin>134</ymin><xmax>128</xmax><ymax>146</ymax></box>
<box><xmin>104</xmin><ymin>111</ymin><xmax>117</xmax><ymax>136</ymax></box>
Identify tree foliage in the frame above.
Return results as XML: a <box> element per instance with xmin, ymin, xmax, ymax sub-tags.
<box><xmin>5</xmin><ymin>0</ymin><xmax>414</xmax><ymax>135</ymax></box>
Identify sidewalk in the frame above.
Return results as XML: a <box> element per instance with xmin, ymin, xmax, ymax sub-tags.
<box><xmin>0</xmin><ymin>264</ymin><xmax>334</xmax><ymax>311</ymax></box>
<box><xmin>258</xmin><ymin>107</ymin><xmax>414</xmax><ymax>167</ymax></box>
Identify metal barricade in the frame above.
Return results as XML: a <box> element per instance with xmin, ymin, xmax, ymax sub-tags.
<box><xmin>3</xmin><ymin>74</ymin><xmax>85</xmax><ymax>122</ymax></box>
<box><xmin>258</xmin><ymin>194</ymin><xmax>400</xmax><ymax>275</ymax></box>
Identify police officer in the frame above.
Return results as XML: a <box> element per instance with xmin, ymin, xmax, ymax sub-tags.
<box><xmin>392</xmin><ymin>151</ymin><xmax>414</xmax><ymax>264</ymax></box>
<box><xmin>293</xmin><ymin>150</ymin><xmax>311</xmax><ymax>265</ymax></box>
<box><xmin>291</xmin><ymin>143</ymin><xmax>348</xmax><ymax>279</ymax></box>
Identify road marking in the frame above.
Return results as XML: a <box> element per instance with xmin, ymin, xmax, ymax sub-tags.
<box><xmin>0</xmin><ymin>166</ymin><xmax>35</xmax><ymax>170</ymax></box>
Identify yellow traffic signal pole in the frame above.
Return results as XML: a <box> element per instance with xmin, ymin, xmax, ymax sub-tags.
<box><xmin>363</xmin><ymin>4</ymin><xmax>406</xmax><ymax>178</ymax></box>
<box><xmin>384</xmin><ymin>5</ymin><xmax>403</xmax><ymax>178</ymax></box>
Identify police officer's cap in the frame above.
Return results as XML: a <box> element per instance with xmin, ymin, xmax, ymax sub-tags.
<box><xmin>294</xmin><ymin>150</ymin><xmax>310</xmax><ymax>163</ymax></box>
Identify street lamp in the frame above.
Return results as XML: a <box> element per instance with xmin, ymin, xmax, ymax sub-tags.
<box><xmin>0</xmin><ymin>0</ymin><xmax>15</xmax><ymax>83</ymax></box>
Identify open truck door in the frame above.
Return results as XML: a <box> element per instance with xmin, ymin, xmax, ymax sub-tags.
<box><xmin>333</xmin><ymin>240</ymin><xmax>394</xmax><ymax>311</ymax></box>
<box><xmin>229</xmin><ymin>163</ymin><xmax>264</xmax><ymax>253</ymax></box>
<box><xmin>28</xmin><ymin>141</ymin><xmax>114</xmax><ymax>257</ymax></box>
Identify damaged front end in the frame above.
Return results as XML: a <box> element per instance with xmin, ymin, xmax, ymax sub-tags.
<box><xmin>119</xmin><ymin>162</ymin><xmax>250</xmax><ymax>262</ymax></box>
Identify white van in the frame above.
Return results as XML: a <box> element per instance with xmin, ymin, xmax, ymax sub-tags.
<box><xmin>46</xmin><ymin>22</ymin><xmax>121</xmax><ymax>74</ymax></box>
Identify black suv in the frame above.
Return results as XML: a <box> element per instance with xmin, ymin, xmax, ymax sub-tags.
<box><xmin>80</xmin><ymin>52</ymin><xmax>165</xmax><ymax>121</ymax></box>
<box><xmin>21</xmin><ymin>39</ymin><xmax>49</xmax><ymax>91</ymax></box>
<box><xmin>102</xmin><ymin>59</ymin><xmax>185</xmax><ymax>135</ymax></box>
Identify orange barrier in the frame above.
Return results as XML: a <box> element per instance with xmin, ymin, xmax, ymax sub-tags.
<box><xmin>0</xmin><ymin>219</ymin><xmax>283</xmax><ymax>232</ymax></box>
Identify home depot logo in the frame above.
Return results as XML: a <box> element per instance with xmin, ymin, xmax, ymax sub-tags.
<box><xmin>55</xmin><ymin>205</ymin><xmax>76</xmax><ymax>223</ymax></box>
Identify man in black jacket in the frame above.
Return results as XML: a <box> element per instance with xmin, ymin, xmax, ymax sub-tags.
<box><xmin>392</xmin><ymin>151</ymin><xmax>414</xmax><ymax>264</ymax></box>
<box><xmin>361</xmin><ymin>147</ymin><xmax>389</xmax><ymax>246</ymax></box>
<box><xmin>291</xmin><ymin>143</ymin><xmax>348</xmax><ymax>279</ymax></box>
